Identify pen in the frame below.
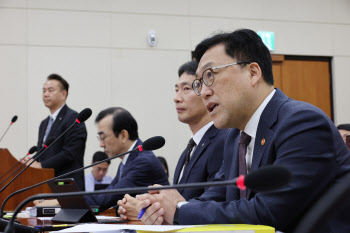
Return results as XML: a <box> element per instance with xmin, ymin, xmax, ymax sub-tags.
<box><xmin>137</xmin><ymin>206</ymin><xmax>149</xmax><ymax>219</ymax></box>
<box><xmin>36</xmin><ymin>224</ymin><xmax>74</xmax><ymax>228</ymax></box>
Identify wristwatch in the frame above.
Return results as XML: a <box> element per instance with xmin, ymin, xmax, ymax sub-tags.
<box><xmin>173</xmin><ymin>201</ymin><xmax>188</xmax><ymax>225</ymax></box>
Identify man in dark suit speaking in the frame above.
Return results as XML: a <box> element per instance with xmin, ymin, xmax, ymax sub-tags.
<box><xmin>21</xmin><ymin>74</ymin><xmax>87</xmax><ymax>191</ymax></box>
<box><xmin>136</xmin><ymin>29</ymin><xmax>350</xmax><ymax>232</ymax></box>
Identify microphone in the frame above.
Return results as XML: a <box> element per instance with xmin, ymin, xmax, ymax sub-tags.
<box><xmin>0</xmin><ymin>136</ymin><xmax>164</xmax><ymax>217</ymax></box>
<box><xmin>0</xmin><ymin>116</ymin><xmax>18</xmax><ymax>144</ymax></box>
<box><xmin>0</xmin><ymin>146</ymin><xmax>37</xmax><ymax>186</ymax></box>
<box><xmin>0</xmin><ymin>108</ymin><xmax>91</xmax><ymax>212</ymax></box>
<box><xmin>1</xmin><ymin>166</ymin><xmax>290</xmax><ymax>233</ymax></box>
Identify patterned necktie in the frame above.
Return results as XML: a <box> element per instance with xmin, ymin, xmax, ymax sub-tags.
<box><xmin>239</xmin><ymin>131</ymin><xmax>251</xmax><ymax>199</ymax></box>
<box><xmin>43</xmin><ymin>116</ymin><xmax>54</xmax><ymax>146</ymax></box>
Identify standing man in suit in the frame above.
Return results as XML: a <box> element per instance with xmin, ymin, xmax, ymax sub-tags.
<box><xmin>21</xmin><ymin>74</ymin><xmax>87</xmax><ymax>191</ymax></box>
<box><xmin>117</xmin><ymin>61</ymin><xmax>227</xmax><ymax>220</ymax></box>
<box><xmin>84</xmin><ymin>107</ymin><xmax>169</xmax><ymax>212</ymax></box>
<box><xmin>136</xmin><ymin>29</ymin><xmax>350</xmax><ymax>232</ymax></box>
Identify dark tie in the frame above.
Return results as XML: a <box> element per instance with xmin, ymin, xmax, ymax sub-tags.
<box><xmin>184</xmin><ymin>138</ymin><xmax>196</xmax><ymax>168</ymax></box>
<box><xmin>239</xmin><ymin>131</ymin><xmax>251</xmax><ymax>199</ymax></box>
<box><xmin>118</xmin><ymin>162</ymin><xmax>124</xmax><ymax>182</ymax></box>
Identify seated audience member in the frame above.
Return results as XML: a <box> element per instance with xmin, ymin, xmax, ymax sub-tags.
<box><xmin>85</xmin><ymin>151</ymin><xmax>113</xmax><ymax>192</ymax></box>
<box><xmin>135</xmin><ymin>29</ymin><xmax>350</xmax><ymax>233</ymax></box>
<box><xmin>157</xmin><ymin>156</ymin><xmax>169</xmax><ymax>177</ymax></box>
<box><xmin>117</xmin><ymin>61</ymin><xmax>227</xmax><ymax>220</ymax></box>
<box><xmin>337</xmin><ymin>124</ymin><xmax>350</xmax><ymax>143</ymax></box>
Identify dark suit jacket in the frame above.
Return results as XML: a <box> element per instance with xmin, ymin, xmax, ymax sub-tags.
<box><xmin>37</xmin><ymin>105</ymin><xmax>87</xmax><ymax>191</ymax></box>
<box><xmin>179</xmin><ymin>89</ymin><xmax>350</xmax><ymax>233</ymax></box>
<box><xmin>85</xmin><ymin>139</ymin><xmax>169</xmax><ymax>211</ymax></box>
<box><xmin>173</xmin><ymin>125</ymin><xmax>228</xmax><ymax>200</ymax></box>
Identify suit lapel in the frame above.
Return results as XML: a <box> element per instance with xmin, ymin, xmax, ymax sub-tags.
<box><xmin>47</xmin><ymin>105</ymin><xmax>68</xmax><ymax>140</ymax></box>
<box><xmin>174</xmin><ymin>150</ymin><xmax>186</xmax><ymax>184</ymax></box>
<box><xmin>179</xmin><ymin>125</ymin><xmax>218</xmax><ymax>184</ymax></box>
<box><xmin>39</xmin><ymin>116</ymin><xmax>50</xmax><ymax>147</ymax></box>
<box><xmin>247</xmin><ymin>88</ymin><xmax>288</xmax><ymax>198</ymax></box>
<box><xmin>120</xmin><ymin>139</ymin><xmax>141</xmax><ymax>179</ymax></box>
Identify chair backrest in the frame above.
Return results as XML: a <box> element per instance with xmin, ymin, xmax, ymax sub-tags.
<box><xmin>346</xmin><ymin>135</ymin><xmax>350</xmax><ymax>150</ymax></box>
<box><xmin>293</xmin><ymin>172</ymin><xmax>350</xmax><ymax>233</ymax></box>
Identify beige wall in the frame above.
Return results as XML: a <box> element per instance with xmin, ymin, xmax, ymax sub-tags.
<box><xmin>0</xmin><ymin>0</ymin><xmax>349</xmax><ymax>182</ymax></box>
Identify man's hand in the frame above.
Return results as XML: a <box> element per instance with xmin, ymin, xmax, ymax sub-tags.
<box><xmin>33</xmin><ymin>199</ymin><xmax>59</xmax><ymax>206</ymax></box>
<box><xmin>136</xmin><ymin>185</ymin><xmax>186</xmax><ymax>225</ymax></box>
<box><xmin>117</xmin><ymin>194</ymin><xmax>140</xmax><ymax>220</ymax></box>
<box><xmin>20</xmin><ymin>156</ymin><xmax>42</xmax><ymax>169</ymax></box>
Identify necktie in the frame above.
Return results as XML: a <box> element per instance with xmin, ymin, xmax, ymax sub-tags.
<box><xmin>184</xmin><ymin>138</ymin><xmax>196</xmax><ymax>169</ymax></box>
<box><xmin>178</xmin><ymin>138</ymin><xmax>196</xmax><ymax>183</ymax></box>
<box><xmin>118</xmin><ymin>162</ymin><xmax>124</xmax><ymax>182</ymax></box>
<box><xmin>239</xmin><ymin>131</ymin><xmax>251</xmax><ymax>199</ymax></box>
<box><xmin>43</xmin><ymin>116</ymin><xmax>54</xmax><ymax>146</ymax></box>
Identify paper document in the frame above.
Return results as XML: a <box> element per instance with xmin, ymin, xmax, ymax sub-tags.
<box><xmin>57</xmin><ymin>224</ymin><xmax>200</xmax><ymax>232</ymax></box>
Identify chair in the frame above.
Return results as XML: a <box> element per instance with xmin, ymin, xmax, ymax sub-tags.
<box><xmin>293</xmin><ymin>172</ymin><xmax>350</xmax><ymax>233</ymax></box>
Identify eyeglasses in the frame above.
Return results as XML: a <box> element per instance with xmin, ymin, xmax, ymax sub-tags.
<box><xmin>192</xmin><ymin>61</ymin><xmax>251</xmax><ymax>96</ymax></box>
<box><xmin>97</xmin><ymin>133</ymin><xmax>112</xmax><ymax>142</ymax></box>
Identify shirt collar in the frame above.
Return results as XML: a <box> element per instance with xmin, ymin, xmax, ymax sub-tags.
<box><xmin>121</xmin><ymin>140</ymin><xmax>137</xmax><ymax>165</ymax></box>
<box><xmin>244</xmin><ymin>89</ymin><xmax>276</xmax><ymax>138</ymax></box>
<box><xmin>192</xmin><ymin>121</ymin><xmax>214</xmax><ymax>145</ymax></box>
<box><xmin>50</xmin><ymin>103</ymin><xmax>65</xmax><ymax>121</ymax></box>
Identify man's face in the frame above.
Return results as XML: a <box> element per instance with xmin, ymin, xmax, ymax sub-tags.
<box><xmin>339</xmin><ymin>129</ymin><xmax>350</xmax><ymax>143</ymax></box>
<box><xmin>91</xmin><ymin>162</ymin><xmax>109</xmax><ymax>181</ymax></box>
<box><xmin>42</xmin><ymin>80</ymin><xmax>67</xmax><ymax>111</ymax></box>
<box><xmin>174</xmin><ymin>73</ymin><xmax>208</xmax><ymax>125</ymax></box>
<box><xmin>97</xmin><ymin>115</ymin><xmax>124</xmax><ymax>158</ymax></box>
<box><xmin>197</xmin><ymin>43</ymin><xmax>252</xmax><ymax>129</ymax></box>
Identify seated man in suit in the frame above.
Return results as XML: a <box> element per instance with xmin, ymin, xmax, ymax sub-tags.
<box><xmin>84</xmin><ymin>107</ymin><xmax>169</xmax><ymax>212</ymax></box>
<box><xmin>85</xmin><ymin>151</ymin><xmax>113</xmax><ymax>192</ymax></box>
<box><xmin>117</xmin><ymin>61</ymin><xmax>227</xmax><ymax>220</ymax></box>
<box><xmin>21</xmin><ymin>74</ymin><xmax>87</xmax><ymax>191</ymax></box>
<box><xmin>136</xmin><ymin>29</ymin><xmax>350</xmax><ymax>233</ymax></box>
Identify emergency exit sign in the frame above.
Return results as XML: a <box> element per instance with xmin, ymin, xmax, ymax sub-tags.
<box><xmin>257</xmin><ymin>31</ymin><xmax>275</xmax><ymax>51</ymax></box>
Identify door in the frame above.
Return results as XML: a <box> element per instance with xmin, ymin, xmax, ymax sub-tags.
<box><xmin>272</xmin><ymin>55</ymin><xmax>333</xmax><ymax>120</ymax></box>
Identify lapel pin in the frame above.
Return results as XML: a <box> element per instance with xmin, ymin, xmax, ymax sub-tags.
<box><xmin>202</xmin><ymin>143</ymin><xmax>204</xmax><ymax>147</ymax></box>
<box><xmin>261</xmin><ymin>138</ymin><xmax>265</xmax><ymax>146</ymax></box>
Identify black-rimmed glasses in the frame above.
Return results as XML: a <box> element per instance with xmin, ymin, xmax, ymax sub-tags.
<box><xmin>192</xmin><ymin>61</ymin><xmax>251</xmax><ymax>96</ymax></box>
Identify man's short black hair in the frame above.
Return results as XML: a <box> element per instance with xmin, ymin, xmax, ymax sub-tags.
<box><xmin>337</xmin><ymin>124</ymin><xmax>350</xmax><ymax>131</ymax></box>
<box><xmin>192</xmin><ymin>28</ymin><xmax>274</xmax><ymax>85</ymax></box>
<box><xmin>178</xmin><ymin>60</ymin><xmax>198</xmax><ymax>77</ymax></box>
<box><xmin>95</xmin><ymin>107</ymin><xmax>139</xmax><ymax>140</ymax></box>
<box><xmin>47</xmin><ymin>73</ymin><xmax>70</xmax><ymax>95</ymax></box>
<box><xmin>92</xmin><ymin>151</ymin><xmax>110</xmax><ymax>165</ymax></box>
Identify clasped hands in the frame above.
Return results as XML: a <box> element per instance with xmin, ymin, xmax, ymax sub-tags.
<box><xmin>117</xmin><ymin>184</ymin><xmax>185</xmax><ymax>225</ymax></box>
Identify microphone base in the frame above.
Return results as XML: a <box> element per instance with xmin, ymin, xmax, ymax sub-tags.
<box><xmin>51</xmin><ymin>209</ymin><xmax>97</xmax><ymax>223</ymax></box>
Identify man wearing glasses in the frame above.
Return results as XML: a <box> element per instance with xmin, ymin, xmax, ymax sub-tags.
<box><xmin>84</xmin><ymin>107</ymin><xmax>169</xmax><ymax>212</ymax></box>
<box><xmin>136</xmin><ymin>29</ymin><xmax>350</xmax><ymax>232</ymax></box>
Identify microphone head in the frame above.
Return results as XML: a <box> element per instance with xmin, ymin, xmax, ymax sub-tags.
<box><xmin>142</xmin><ymin>136</ymin><xmax>165</xmax><ymax>151</ymax></box>
<box><xmin>245</xmin><ymin>166</ymin><xmax>291</xmax><ymax>192</ymax></box>
<box><xmin>77</xmin><ymin>108</ymin><xmax>92</xmax><ymax>123</ymax></box>
<box><xmin>28</xmin><ymin>146</ymin><xmax>38</xmax><ymax>154</ymax></box>
<box><xmin>11</xmin><ymin>115</ymin><xmax>18</xmax><ymax>123</ymax></box>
